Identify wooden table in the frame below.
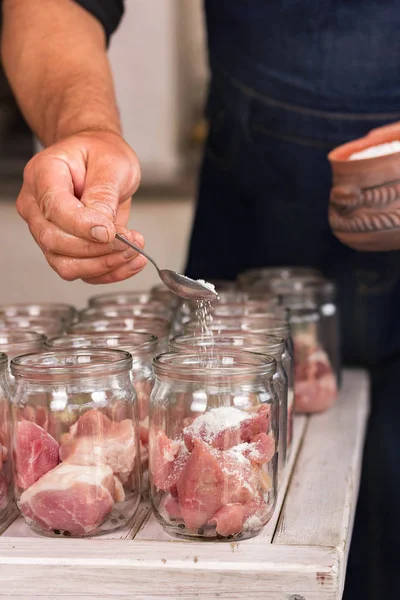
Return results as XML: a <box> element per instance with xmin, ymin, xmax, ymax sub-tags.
<box><xmin>0</xmin><ymin>369</ymin><xmax>369</xmax><ymax>600</ymax></box>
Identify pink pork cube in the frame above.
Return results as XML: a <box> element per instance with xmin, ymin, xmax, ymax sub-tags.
<box><xmin>15</xmin><ymin>421</ymin><xmax>59</xmax><ymax>490</ymax></box>
<box><xmin>19</xmin><ymin>463</ymin><xmax>116</xmax><ymax>535</ymax></box>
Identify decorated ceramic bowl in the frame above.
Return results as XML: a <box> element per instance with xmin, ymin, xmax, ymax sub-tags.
<box><xmin>328</xmin><ymin>124</ymin><xmax>400</xmax><ymax>251</ymax></box>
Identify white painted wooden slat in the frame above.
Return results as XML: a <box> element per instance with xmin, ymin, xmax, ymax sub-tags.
<box><xmin>274</xmin><ymin>369</ymin><xmax>369</xmax><ymax>598</ymax></box>
<box><xmin>0</xmin><ymin>538</ymin><xmax>339</xmax><ymax>599</ymax></box>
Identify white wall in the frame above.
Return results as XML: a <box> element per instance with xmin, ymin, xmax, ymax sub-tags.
<box><xmin>108</xmin><ymin>0</ymin><xmax>207</xmax><ymax>184</ymax></box>
<box><xmin>0</xmin><ymin>197</ymin><xmax>194</xmax><ymax>308</ymax></box>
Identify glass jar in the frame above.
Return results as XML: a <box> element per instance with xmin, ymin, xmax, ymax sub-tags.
<box><xmin>69</xmin><ymin>315</ymin><xmax>171</xmax><ymax>352</ymax></box>
<box><xmin>0</xmin><ymin>353</ymin><xmax>12</xmax><ymax>526</ymax></box>
<box><xmin>89</xmin><ymin>291</ymin><xmax>156</xmax><ymax>308</ymax></box>
<box><xmin>237</xmin><ymin>266</ymin><xmax>321</xmax><ymax>289</ymax></box>
<box><xmin>150</xmin><ymin>284</ymin><xmax>180</xmax><ymax>308</ymax></box>
<box><xmin>10</xmin><ymin>349</ymin><xmax>141</xmax><ymax>537</ymax></box>
<box><xmin>0</xmin><ymin>316</ymin><xmax>66</xmax><ymax>337</ymax></box>
<box><xmin>79</xmin><ymin>304</ymin><xmax>173</xmax><ymax>323</ymax></box>
<box><xmin>0</xmin><ymin>303</ymin><xmax>76</xmax><ymax>327</ymax></box>
<box><xmin>149</xmin><ymin>352</ymin><xmax>278</xmax><ymax>541</ymax></box>
<box><xmin>46</xmin><ymin>332</ymin><xmax>157</xmax><ymax>481</ymax></box>
<box><xmin>234</xmin><ymin>318</ymin><xmax>295</xmax><ymax>454</ymax></box>
<box><xmin>290</xmin><ymin>307</ymin><xmax>338</xmax><ymax>413</ymax></box>
<box><xmin>0</xmin><ymin>331</ymin><xmax>46</xmax><ymax>361</ymax></box>
<box><xmin>170</xmin><ymin>333</ymin><xmax>288</xmax><ymax>482</ymax></box>
<box><xmin>268</xmin><ymin>276</ymin><xmax>341</xmax><ymax>387</ymax></box>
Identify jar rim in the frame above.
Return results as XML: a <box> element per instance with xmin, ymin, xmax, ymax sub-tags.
<box><xmin>170</xmin><ymin>333</ymin><xmax>284</xmax><ymax>357</ymax></box>
<box><xmin>46</xmin><ymin>332</ymin><xmax>158</xmax><ymax>355</ymax></box>
<box><xmin>153</xmin><ymin>351</ymin><xmax>276</xmax><ymax>381</ymax></box>
<box><xmin>0</xmin><ymin>329</ymin><xmax>46</xmax><ymax>352</ymax></box>
<box><xmin>0</xmin><ymin>302</ymin><xmax>75</xmax><ymax>314</ymax></box>
<box><xmin>88</xmin><ymin>291</ymin><xmax>154</xmax><ymax>306</ymax></box>
<box><xmin>69</xmin><ymin>315</ymin><xmax>170</xmax><ymax>335</ymax></box>
<box><xmin>10</xmin><ymin>349</ymin><xmax>132</xmax><ymax>380</ymax></box>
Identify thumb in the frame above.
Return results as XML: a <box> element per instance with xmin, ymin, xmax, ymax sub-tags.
<box><xmin>80</xmin><ymin>168</ymin><xmax>121</xmax><ymax>242</ymax></box>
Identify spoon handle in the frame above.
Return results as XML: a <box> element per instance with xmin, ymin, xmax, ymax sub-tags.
<box><xmin>115</xmin><ymin>233</ymin><xmax>158</xmax><ymax>271</ymax></box>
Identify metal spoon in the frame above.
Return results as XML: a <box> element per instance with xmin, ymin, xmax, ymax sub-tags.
<box><xmin>115</xmin><ymin>233</ymin><xmax>218</xmax><ymax>301</ymax></box>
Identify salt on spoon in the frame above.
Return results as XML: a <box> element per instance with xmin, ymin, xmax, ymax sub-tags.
<box><xmin>115</xmin><ymin>233</ymin><xmax>218</xmax><ymax>301</ymax></box>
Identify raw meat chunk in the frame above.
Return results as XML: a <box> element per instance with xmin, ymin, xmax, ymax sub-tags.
<box><xmin>113</xmin><ymin>476</ymin><xmax>125</xmax><ymax>503</ymax></box>
<box><xmin>15</xmin><ymin>421</ymin><xmax>59</xmax><ymax>490</ymax></box>
<box><xmin>149</xmin><ymin>429</ymin><xmax>181</xmax><ymax>491</ymax></box>
<box><xmin>69</xmin><ymin>409</ymin><xmax>111</xmax><ymax>437</ymax></box>
<box><xmin>209</xmin><ymin>503</ymin><xmax>245</xmax><ymax>537</ymax></box>
<box><xmin>163</xmin><ymin>493</ymin><xmax>182</xmax><ymax>519</ymax></box>
<box><xmin>177</xmin><ymin>439</ymin><xmax>223</xmax><ymax>530</ymax></box>
<box><xmin>183</xmin><ymin>407</ymin><xmax>251</xmax><ymax>451</ymax></box>
<box><xmin>294</xmin><ymin>344</ymin><xmax>338</xmax><ymax>413</ymax></box>
<box><xmin>245</xmin><ymin>433</ymin><xmax>276</xmax><ymax>464</ymax></box>
<box><xmin>60</xmin><ymin>416</ymin><xmax>136</xmax><ymax>482</ymax></box>
<box><xmin>240</xmin><ymin>405</ymin><xmax>271</xmax><ymax>442</ymax></box>
<box><xmin>19</xmin><ymin>463</ymin><xmax>115</xmax><ymax>535</ymax></box>
<box><xmin>220</xmin><ymin>449</ymin><xmax>258</xmax><ymax>504</ymax></box>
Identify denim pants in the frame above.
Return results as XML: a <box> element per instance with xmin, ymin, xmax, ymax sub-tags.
<box><xmin>185</xmin><ymin>64</ymin><xmax>400</xmax><ymax>599</ymax></box>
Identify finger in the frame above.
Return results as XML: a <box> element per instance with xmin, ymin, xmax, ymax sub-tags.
<box><xmin>82</xmin><ymin>255</ymin><xmax>147</xmax><ymax>285</ymax></box>
<box><xmin>29</xmin><ymin>207</ymin><xmax>144</xmax><ymax>258</ymax></box>
<box><xmin>23</xmin><ymin>156</ymin><xmax>117</xmax><ymax>242</ymax></box>
<box><xmin>45</xmin><ymin>247</ymin><xmax>146</xmax><ymax>282</ymax></box>
<box><xmin>80</xmin><ymin>149</ymin><xmax>140</xmax><ymax>221</ymax></box>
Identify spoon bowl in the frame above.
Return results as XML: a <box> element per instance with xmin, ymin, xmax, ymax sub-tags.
<box><xmin>115</xmin><ymin>233</ymin><xmax>218</xmax><ymax>301</ymax></box>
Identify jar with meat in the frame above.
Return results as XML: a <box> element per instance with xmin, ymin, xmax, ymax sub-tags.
<box><xmin>46</xmin><ymin>332</ymin><xmax>158</xmax><ymax>485</ymax></box>
<box><xmin>289</xmin><ymin>307</ymin><xmax>338</xmax><ymax>413</ymax></box>
<box><xmin>149</xmin><ymin>352</ymin><xmax>278</xmax><ymax>541</ymax></box>
<box><xmin>185</xmin><ymin>317</ymin><xmax>295</xmax><ymax>456</ymax></box>
<box><xmin>268</xmin><ymin>276</ymin><xmax>341</xmax><ymax>388</ymax></box>
<box><xmin>10</xmin><ymin>349</ymin><xmax>141</xmax><ymax>537</ymax></box>
<box><xmin>0</xmin><ymin>353</ymin><xmax>12</xmax><ymax>527</ymax></box>
<box><xmin>169</xmin><ymin>333</ymin><xmax>288</xmax><ymax>482</ymax></box>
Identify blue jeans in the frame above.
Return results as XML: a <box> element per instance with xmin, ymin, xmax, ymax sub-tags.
<box><xmin>185</xmin><ymin>65</ymin><xmax>400</xmax><ymax>599</ymax></box>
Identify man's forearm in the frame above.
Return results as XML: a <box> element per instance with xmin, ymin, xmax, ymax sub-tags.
<box><xmin>1</xmin><ymin>0</ymin><xmax>121</xmax><ymax>146</ymax></box>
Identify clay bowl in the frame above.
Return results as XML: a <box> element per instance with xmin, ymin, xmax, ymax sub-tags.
<box><xmin>328</xmin><ymin>124</ymin><xmax>400</xmax><ymax>251</ymax></box>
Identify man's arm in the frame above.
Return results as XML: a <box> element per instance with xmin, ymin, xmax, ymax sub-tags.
<box><xmin>2</xmin><ymin>0</ymin><xmax>121</xmax><ymax>145</ymax></box>
<box><xmin>1</xmin><ymin>0</ymin><xmax>145</xmax><ymax>284</ymax></box>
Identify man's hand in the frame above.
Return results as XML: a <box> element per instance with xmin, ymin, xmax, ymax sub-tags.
<box><xmin>17</xmin><ymin>130</ymin><xmax>146</xmax><ymax>284</ymax></box>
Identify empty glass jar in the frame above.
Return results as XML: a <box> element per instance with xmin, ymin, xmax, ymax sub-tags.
<box><xmin>0</xmin><ymin>353</ymin><xmax>12</xmax><ymax>527</ymax></box>
<box><xmin>89</xmin><ymin>291</ymin><xmax>157</xmax><ymax>307</ymax></box>
<box><xmin>149</xmin><ymin>352</ymin><xmax>278</xmax><ymax>541</ymax></box>
<box><xmin>0</xmin><ymin>303</ymin><xmax>76</xmax><ymax>326</ymax></box>
<box><xmin>10</xmin><ymin>349</ymin><xmax>141</xmax><ymax>537</ymax></box>
<box><xmin>69</xmin><ymin>315</ymin><xmax>171</xmax><ymax>351</ymax></box>
<box><xmin>0</xmin><ymin>316</ymin><xmax>66</xmax><ymax>337</ymax></box>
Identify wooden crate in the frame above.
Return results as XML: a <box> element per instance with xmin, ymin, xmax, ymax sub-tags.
<box><xmin>0</xmin><ymin>370</ymin><xmax>369</xmax><ymax>600</ymax></box>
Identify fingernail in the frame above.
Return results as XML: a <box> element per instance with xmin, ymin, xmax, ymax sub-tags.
<box><xmin>123</xmin><ymin>247</ymin><xmax>138</xmax><ymax>259</ymax></box>
<box><xmin>91</xmin><ymin>226</ymin><xmax>109</xmax><ymax>242</ymax></box>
